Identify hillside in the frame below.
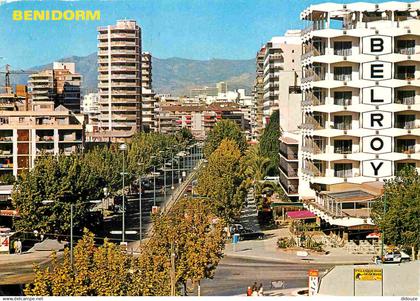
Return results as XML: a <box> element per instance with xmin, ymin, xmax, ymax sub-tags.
<box><xmin>4</xmin><ymin>54</ymin><xmax>255</xmax><ymax>96</ymax></box>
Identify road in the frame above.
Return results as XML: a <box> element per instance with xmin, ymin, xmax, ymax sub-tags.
<box><xmin>103</xmin><ymin>151</ymin><xmax>200</xmax><ymax>245</ymax></box>
<box><xmin>199</xmin><ymin>256</ymin><xmax>332</xmax><ymax>296</ymax></box>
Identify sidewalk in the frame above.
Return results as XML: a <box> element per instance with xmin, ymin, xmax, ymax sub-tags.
<box><xmin>225</xmin><ymin>228</ymin><xmax>372</xmax><ymax>265</ymax></box>
<box><xmin>0</xmin><ymin>250</ymin><xmax>57</xmax><ymax>285</ymax></box>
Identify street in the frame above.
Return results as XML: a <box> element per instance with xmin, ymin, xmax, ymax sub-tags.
<box><xmin>200</xmin><ymin>256</ymin><xmax>331</xmax><ymax>296</ymax></box>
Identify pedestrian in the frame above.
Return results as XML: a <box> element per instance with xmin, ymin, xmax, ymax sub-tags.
<box><xmin>13</xmin><ymin>240</ymin><xmax>17</xmax><ymax>254</ymax></box>
<box><xmin>257</xmin><ymin>283</ymin><xmax>264</xmax><ymax>296</ymax></box>
<box><xmin>251</xmin><ymin>289</ymin><xmax>258</xmax><ymax>296</ymax></box>
<box><xmin>16</xmin><ymin>239</ymin><xmax>22</xmax><ymax>255</ymax></box>
<box><xmin>252</xmin><ymin>282</ymin><xmax>257</xmax><ymax>291</ymax></box>
<box><xmin>246</xmin><ymin>286</ymin><xmax>252</xmax><ymax>296</ymax></box>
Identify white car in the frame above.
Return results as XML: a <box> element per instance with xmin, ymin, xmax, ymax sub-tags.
<box><xmin>383</xmin><ymin>250</ymin><xmax>410</xmax><ymax>263</ymax></box>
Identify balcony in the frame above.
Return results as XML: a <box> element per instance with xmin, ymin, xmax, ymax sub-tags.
<box><xmin>304</xmin><ymin>115</ymin><xmax>325</xmax><ymax>130</ymax></box>
<box><xmin>395</xmin><ymin>91</ymin><xmax>415</xmax><ymax>105</ymax></box>
<box><xmin>395</xmin><ymin>116</ymin><xmax>416</xmax><ymax>129</ymax></box>
<box><xmin>334</xmin><ymin>164</ymin><xmax>353</xmax><ymax>178</ymax></box>
<box><xmin>302</xmin><ymin>138</ymin><xmax>326</xmax><ymax>154</ymax></box>
<box><xmin>302</xmin><ymin>42</ymin><xmax>326</xmax><ymax>60</ymax></box>
<box><xmin>303</xmin><ymin>91</ymin><xmax>326</xmax><ymax>106</ymax></box>
<box><xmin>302</xmin><ymin>67</ymin><xmax>326</xmax><ymax>83</ymax></box>
<box><xmin>302</xmin><ymin>160</ymin><xmax>325</xmax><ymax>177</ymax></box>
<box><xmin>395</xmin><ymin>40</ymin><xmax>415</xmax><ymax>55</ymax></box>
<box><xmin>395</xmin><ymin>66</ymin><xmax>415</xmax><ymax>80</ymax></box>
<box><xmin>279</xmin><ymin>172</ymin><xmax>299</xmax><ymax>195</ymax></box>
<box><xmin>395</xmin><ymin>140</ymin><xmax>416</xmax><ymax>154</ymax></box>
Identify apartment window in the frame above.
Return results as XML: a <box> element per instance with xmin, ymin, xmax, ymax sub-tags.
<box><xmin>334</xmin><ymin>91</ymin><xmax>352</xmax><ymax>106</ymax></box>
<box><xmin>395</xmin><ymin>114</ymin><xmax>416</xmax><ymax>129</ymax></box>
<box><xmin>334</xmin><ymin>140</ymin><xmax>353</xmax><ymax>154</ymax></box>
<box><xmin>395</xmin><ymin>90</ymin><xmax>415</xmax><ymax>105</ymax></box>
<box><xmin>334</xmin><ymin>163</ymin><xmax>353</xmax><ymax>178</ymax></box>
<box><xmin>396</xmin><ymin>40</ymin><xmax>415</xmax><ymax>55</ymax></box>
<box><xmin>333</xmin><ymin>115</ymin><xmax>352</xmax><ymax>130</ymax></box>
<box><xmin>334</xmin><ymin>41</ymin><xmax>352</xmax><ymax>56</ymax></box>
<box><xmin>334</xmin><ymin>66</ymin><xmax>352</xmax><ymax>81</ymax></box>
<box><xmin>395</xmin><ymin>139</ymin><xmax>415</xmax><ymax>154</ymax></box>
<box><xmin>0</xmin><ymin>117</ymin><xmax>9</xmax><ymax>125</ymax></box>
<box><xmin>395</xmin><ymin>65</ymin><xmax>415</xmax><ymax>80</ymax></box>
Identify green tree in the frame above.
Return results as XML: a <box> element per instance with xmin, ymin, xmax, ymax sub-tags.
<box><xmin>204</xmin><ymin>120</ymin><xmax>247</xmax><ymax>158</ymax></box>
<box><xmin>259</xmin><ymin>110</ymin><xmax>281</xmax><ymax>176</ymax></box>
<box><xmin>12</xmin><ymin>154</ymin><xmax>103</xmax><ymax>236</ymax></box>
<box><xmin>371</xmin><ymin>166</ymin><xmax>420</xmax><ymax>257</ymax></box>
<box><xmin>196</xmin><ymin>139</ymin><xmax>245</xmax><ymax>221</ymax></box>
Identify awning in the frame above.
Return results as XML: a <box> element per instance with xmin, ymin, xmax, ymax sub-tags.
<box><xmin>286</xmin><ymin>210</ymin><xmax>316</xmax><ymax>220</ymax></box>
<box><xmin>271</xmin><ymin>202</ymin><xmax>303</xmax><ymax>208</ymax></box>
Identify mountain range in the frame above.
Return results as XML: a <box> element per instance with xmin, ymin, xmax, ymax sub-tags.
<box><xmin>4</xmin><ymin>53</ymin><xmax>256</xmax><ymax>96</ymax></box>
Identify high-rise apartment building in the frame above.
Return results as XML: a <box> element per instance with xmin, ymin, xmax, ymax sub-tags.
<box><xmin>28</xmin><ymin>62</ymin><xmax>82</xmax><ymax>113</ymax></box>
<box><xmin>97</xmin><ymin>20</ymin><xmax>142</xmax><ymax>141</ymax></box>
<box><xmin>262</xmin><ymin>31</ymin><xmax>302</xmax><ymax>128</ymax></box>
<box><xmin>299</xmin><ymin>2</ymin><xmax>420</xmax><ymax>235</ymax></box>
<box><xmin>141</xmin><ymin>52</ymin><xmax>152</xmax><ymax>90</ymax></box>
<box><xmin>253</xmin><ymin>46</ymin><xmax>266</xmax><ymax>139</ymax></box>
<box><xmin>52</xmin><ymin>62</ymin><xmax>82</xmax><ymax>113</ymax></box>
<box><xmin>140</xmin><ymin>52</ymin><xmax>156</xmax><ymax>131</ymax></box>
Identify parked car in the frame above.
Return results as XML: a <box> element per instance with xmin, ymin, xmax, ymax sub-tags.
<box><xmin>239</xmin><ymin>228</ymin><xmax>265</xmax><ymax>241</ymax></box>
<box><xmin>383</xmin><ymin>250</ymin><xmax>410</xmax><ymax>263</ymax></box>
<box><xmin>229</xmin><ymin>223</ymin><xmax>244</xmax><ymax>235</ymax></box>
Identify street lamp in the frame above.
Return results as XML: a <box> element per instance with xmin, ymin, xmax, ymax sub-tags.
<box><xmin>42</xmin><ymin>199</ymin><xmax>101</xmax><ymax>267</ymax></box>
<box><xmin>119</xmin><ymin>143</ymin><xmax>127</xmax><ymax>243</ymax></box>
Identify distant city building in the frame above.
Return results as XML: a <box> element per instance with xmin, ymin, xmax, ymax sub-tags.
<box><xmin>216</xmin><ymin>81</ymin><xmax>227</xmax><ymax>94</ymax></box>
<box><xmin>96</xmin><ymin>20</ymin><xmax>142</xmax><ymax>142</ymax></box>
<box><xmin>156</xmin><ymin>101</ymin><xmax>250</xmax><ymax>140</ymax></box>
<box><xmin>28</xmin><ymin>62</ymin><xmax>82</xmax><ymax>113</ymax></box>
<box><xmin>299</xmin><ymin>1</ymin><xmax>420</xmax><ymax>239</ymax></box>
<box><xmin>81</xmin><ymin>93</ymin><xmax>99</xmax><ymax>133</ymax></box>
<box><xmin>190</xmin><ymin>81</ymin><xmax>227</xmax><ymax>97</ymax></box>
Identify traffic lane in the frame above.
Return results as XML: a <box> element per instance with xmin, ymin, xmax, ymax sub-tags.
<box><xmin>200</xmin><ymin>256</ymin><xmax>331</xmax><ymax>296</ymax></box>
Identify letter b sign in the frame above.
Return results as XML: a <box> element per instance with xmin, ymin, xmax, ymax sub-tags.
<box><xmin>362</xmin><ymin>36</ymin><xmax>392</xmax><ymax>55</ymax></box>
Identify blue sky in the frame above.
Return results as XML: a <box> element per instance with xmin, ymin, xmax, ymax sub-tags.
<box><xmin>0</xmin><ymin>0</ymin><xmax>409</xmax><ymax>69</ymax></box>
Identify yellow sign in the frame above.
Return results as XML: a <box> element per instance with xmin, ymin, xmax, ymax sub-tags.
<box><xmin>354</xmin><ymin>268</ymin><xmax>382</xmax><ymax>281</ymax></box>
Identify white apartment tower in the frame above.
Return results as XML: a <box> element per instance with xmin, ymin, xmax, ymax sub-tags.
<box><xmin>262</xmin><ymin>32</ymin><xmax>302</xmax><ymax>127</ymax></box>
<box><xmin>97</xmin><ymin>20</ymin><xmax>142</xmax><ymax>140</ymax></box>
<box><xmin>299</xmin><ymin>2</ymin><xmax>420</xmax><ymax>231</ymax></box>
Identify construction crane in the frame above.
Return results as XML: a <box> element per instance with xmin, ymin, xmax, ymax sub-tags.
<box><xmin>0</xmin><ymin>64</ymin><xmax>37</xmax><ymax>111</ymax></box>
<box><xmin>0</xmin><ymin>64</ymin><xmax>36</xmax><ymax>93</ymax></box>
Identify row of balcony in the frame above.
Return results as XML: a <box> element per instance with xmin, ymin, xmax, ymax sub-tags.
<box><xmin>302</xmin><ymin>39</ymin><xmax>416</xmax><ymax>60</ymax></box>
<box><xmin>302</xmin><ymin>138</ymin><xmax>417</xmax><ymax>155</ymax></box>
<box><xmin>302</xmin><ymin>161</ymin><xmax>416</xmax><ymax>179</ymax></box>
<box><xmin>302</xmin><ymin>65</ymin><xmax>417</xmax><ymax>82</ymax></box>
<box><xmin>303</xmin><ymin>113</ymin><xmax>419</xmax><ymax>130</ymax></box>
